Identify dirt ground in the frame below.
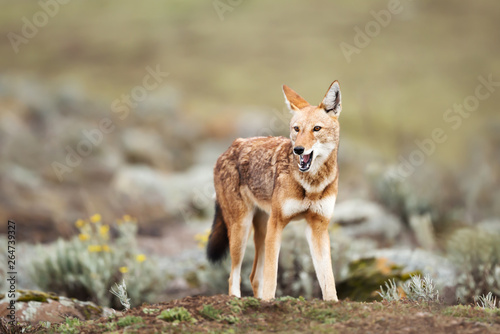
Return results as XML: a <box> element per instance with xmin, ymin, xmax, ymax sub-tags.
<box><xmin>5</xmin><ymin>294</ymin><xmax>500</xmax><ymax>333</ymax></box>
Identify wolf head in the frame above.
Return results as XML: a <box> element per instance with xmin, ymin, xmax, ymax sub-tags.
<box><xmin>283</xmin><ymin>81</ymin><xmax>342</xmax><ymax>173</ymax></box>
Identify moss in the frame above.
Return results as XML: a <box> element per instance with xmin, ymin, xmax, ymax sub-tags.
<box><xmin>306</xmin><ymin>308</ymin><xmax>341</xmax><ymax>324</ymax></box>
<box><xmin>80</xmin><ymin>304</ymin><xmax>103</xmax><ymax>320</ymax></box>
<box><xmin>157</xmin><ymin>307</ymin><xmax>197</xmax><ymax>323</ymax></box>
<box><xmin>200</xmin><ymin>304</ymin><xmax>223</xmax><ymax>321</ymax></box>
<box><xmin>441</xmin><ymin>305</ymin><xmax>500</xmax><ymax>324</ymax></box>
<box><xmin>336</xmin><ymin>257</ymin><xmax>421</xmax><ymax>302</ymax></box>
<box><xmin>56</xmin><ymin>317</ymin><xmax>83</xmax><ymax>334</ymax></box>
<box><xmin>98</xmin><ymin>321</ymin><xmax>117</xmax><ymax>331</ymax></box>
<box><xmin>16</xmin><ymin>289</ymin><xmax>59</xmax><ymax>303</ymax></box>
<box><xmin>117</xmin><ymin>315</ymin><xmax>144</xmax><ymax>327</ymax></box>
<box><xmin>242</xmin><ymin>297</ymin><xmax>260</xmax><ymax>309</ymax></box>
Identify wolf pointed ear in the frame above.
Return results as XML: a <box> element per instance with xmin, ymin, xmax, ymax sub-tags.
<box><xmin>283</xmin><ymin>84</ymin><xmax>310</xmax><ymax>113</ymax></box>
<box><xmin>319</xmin><ymin>81</ymin><xmax>342</xmax><ymax>116</ymax></box>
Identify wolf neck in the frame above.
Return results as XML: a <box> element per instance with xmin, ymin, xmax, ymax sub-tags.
<box><xmin>292</xmin><ymin>149</ymin><xmax>338</xmax><ymax>195</ymax></box>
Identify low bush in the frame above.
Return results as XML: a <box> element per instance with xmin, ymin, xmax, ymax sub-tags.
<box><xmin>446</xmin><ymin>228</ymin><xmax>500</xmax><ymax>303</ymax></box>
<box><xmin>29</xmin><ymin>214</ymin><xmax>164</xmax><ymax>308</ymax></box>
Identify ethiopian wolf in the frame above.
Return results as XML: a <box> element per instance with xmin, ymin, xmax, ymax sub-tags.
<box><xmin>207</xmin><ymin>81</ymin><xmax>343</xmax><ymax>301</ymax></box>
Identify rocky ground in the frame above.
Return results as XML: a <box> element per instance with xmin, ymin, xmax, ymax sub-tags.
<box><xmin>3</xmin><ymin>295</ymin><xmax>500</xmax><ymax>333</ymax></box>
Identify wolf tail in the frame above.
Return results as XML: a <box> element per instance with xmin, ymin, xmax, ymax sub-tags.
<box><xmin>206</xmin><ymin>201</ymin><xmax>229</xmax><ymax>263</ymax></box>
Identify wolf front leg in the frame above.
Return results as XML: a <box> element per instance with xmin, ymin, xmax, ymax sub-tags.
<box><xmin>261</xmin><ymin>214</ymin><xmax>285</xmax><ymax>301</ymax></box>
<box><xmin>305</xmin><ymin>217</ymin><xmax>338</xmax><ymax>301</ymax></box>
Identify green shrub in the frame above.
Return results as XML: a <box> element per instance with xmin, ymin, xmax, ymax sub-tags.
<box><xmin>378</xmin><ymin>278</ymin><xmax>401</xmax><ymax>302</ymax></box>
<box><xmin>306</xmin><ymin>308</ymin><xmax>340</xmax><ymax>324</ymax></box>
<box><xmin>29</xmin><ymin>214</ymin><xmax>164</xmax><ymax>307</ymax></box>
<box><xmin>476</xmin><ymin>292</ymin><xmax>499</xmax><ymax>309</ymax></box>
<box><xmin>199</xmin><ymin>305</ymin><xmax>222</xmax><ymax>320</ymax></box>
<box><xmin>109</xmin><ymin>279</ymin><xmax>130</xmax><ymax>310</ymax></box>
<box><xmin>142</xmin><ymin>308</ymin><xmax>160</xmax><ymax>315</ymax></box>
<box><xmin>222</xmin><ymin>315</ymin><xmax>239</xmax><ymax>324</ymax></box>
<box><xmin>242</xmin><ymin>297</ymin><xmax>260</xmax><ymax>309</ymax></box>
<box><xmin>117</xmin><ymin>315</ymin><xmax>143</xmax><ymax>327</ymax></box>
<box><xmin>402</xmin><ymin>274</ymin><xmax>439</xmax><ymax>302</ymax></box>
<box><xmin>55</xmin><ymin>317</ymin><xmax>82</xmax><ymax>334</ymax></box>
<box><xmin>157</xmin><ymin>307</ymin><xmax>197</xmax><ymax>323</ymax></box>
<box><xmin>199</xmin><ymin>304</ymin><xmax>240</xmax><ymax>324</ymax></box>
<box><xmin>379</xmin><ymin>274</ymin><xmax>439</xmax><ymax>302</ymax></box>
<box><xmin>447</xmin><ymin>228</ymin><xmax>500</xmax><ymax>303</ymax></box>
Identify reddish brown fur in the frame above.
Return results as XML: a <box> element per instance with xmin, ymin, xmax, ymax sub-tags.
<box><xmin>207</xmin><ymin>81</ymin><xmax>343</xmax><ymax>301</ymax></box>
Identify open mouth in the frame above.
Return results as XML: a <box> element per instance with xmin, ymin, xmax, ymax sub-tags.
<box><xmin>298</xmin><ymin>151</ymin><xmax>314</xmax><ymax>172</ymax></box>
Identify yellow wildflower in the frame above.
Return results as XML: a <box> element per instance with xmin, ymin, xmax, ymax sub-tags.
<box><xmin>88</xmin><ymin>245</ymin><xmax>103</xmax><ymax>252</ymax></box>
<box><xmin>122</xmin><ymin>214</ymin><xmax>137</xmax><ymax>223</ymax></box>
<box><xmin>119</xmin><ymin>266</ymin><xmax>129</xmax><ymax>274</ymax></box>
<box><xmin>99</xmin><ymin>225</ymin><xmax>110</xmax><ymax>237</ymax></box>
<box><xmin>79</xmin><ymin>233</ymin><xmax>90</xmax><ymax>241</ymax></box>
<box><xmin>75</xmin><ymin>219</ymin><xmax>85</xmax><ymax>229</ymax></box>
<box><xmin>136</xmin><ymin>254</ymin><xmax>147</xmax><ymax>263</ymax></box>
<box><xmin>194</xmin><ymin>229</ymin><xmax>211</xmax><ymax>249</ymax></box>
<box><xmin>90</xmin><ymin>214</ymin><xmax>102</xmax><ymax>223</ymax></box>
<box><xmin>102</xmin><ymin>244</ymin><xmax>111</xmax><ymax>252</ymax></box>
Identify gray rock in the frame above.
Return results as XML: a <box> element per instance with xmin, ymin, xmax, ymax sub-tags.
<box><xmin>334</xmin><ymin>199</ymin><xmax>403</xmax><ymax>245</ymax></box>
<box><xmin>0</xmin><ymin>290</ymin><xmax>116</xmax><ymax>324</ymax></box>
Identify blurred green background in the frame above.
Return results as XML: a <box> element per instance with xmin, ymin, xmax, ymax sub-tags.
<box><xmin>0</xmin><ymin>0</ymin><xmax>499</xmax><ymax>237</ymax></box>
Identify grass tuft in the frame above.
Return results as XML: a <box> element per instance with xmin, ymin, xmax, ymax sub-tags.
<box><xmin>476</xmin><ymin>292</ymin><xmax>498</xmax><ymax>309</ymax></box>
<box><xmin>117</xmin><ymin>315</ymin><xmax>143</xmax><ymax>327</ymax></box>
<box><xmin>157</xmin><ymin>307</ymin><xmax>197</xmax><ymax>323</ymax></box>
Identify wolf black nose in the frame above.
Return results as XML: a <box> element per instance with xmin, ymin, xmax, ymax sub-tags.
<box><xmin>293</xmin><ymin>146</ymin><xmax>304</xmax><ymax>155</ymax></box>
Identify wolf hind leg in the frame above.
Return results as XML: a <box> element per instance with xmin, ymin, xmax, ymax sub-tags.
<box><xmin>249</xmin><ymin>209</ymin><xmax>268</xmax><ymax>298</ymax></box>
<box><xmin>227</xmin><ymin>208</ymin><xmax>254</xmax><ymax>298</ymax></box>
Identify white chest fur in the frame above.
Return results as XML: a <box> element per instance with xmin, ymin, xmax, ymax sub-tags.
<box><xmin>282</xmin><ymin>195</ymin><xmax>336</xmax><ymax>219</ymax></box>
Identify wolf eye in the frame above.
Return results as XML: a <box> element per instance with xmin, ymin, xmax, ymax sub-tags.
<box><xmin>293</xmin><ymin>126</ymin><xmax>299</xmax><ymax>132</ymax></box>
<box><xmin>313</xmin><ymin>126</ymin><xmax>322</xmax><ymax>132</ymax></box>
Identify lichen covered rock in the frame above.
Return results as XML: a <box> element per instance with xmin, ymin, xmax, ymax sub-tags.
<box><xmin>0</xmin><ymin>290</ymin><xmax>116</xmax><ymax>324</ymax></box>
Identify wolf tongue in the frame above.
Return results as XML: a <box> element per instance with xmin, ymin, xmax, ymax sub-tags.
<box><xmin>302</xmin><ymin>154</ymin><xmax>311</xmax><ymax>164</ymax></box>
